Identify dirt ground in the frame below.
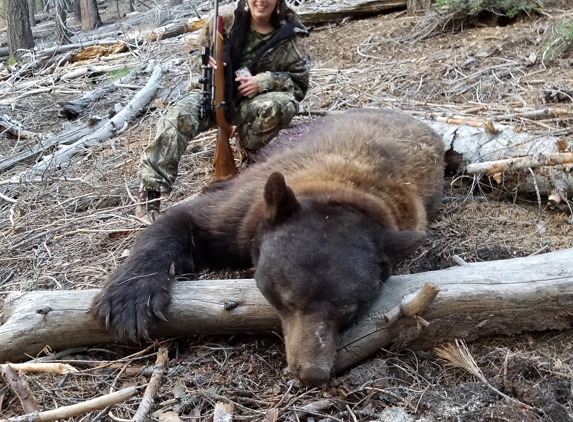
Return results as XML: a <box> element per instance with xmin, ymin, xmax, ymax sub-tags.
<box><xmin>1</xmin><ymin>0</ymin><xmax>573</xmax><ymax>421</ymax></box>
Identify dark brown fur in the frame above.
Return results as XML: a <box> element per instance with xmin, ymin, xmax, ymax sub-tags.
<box><xmin>90</xmin><ymin>108</ymin><xmax>444</xmax><ymax>386</ymax></box>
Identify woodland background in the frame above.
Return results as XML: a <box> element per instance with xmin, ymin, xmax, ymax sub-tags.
<box><xmin>1</xmin><ymin>0</ymin><xmax>573</xmax><ymax>421</ymax></box>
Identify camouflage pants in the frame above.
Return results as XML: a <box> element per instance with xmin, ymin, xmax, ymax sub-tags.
<box><xmin>138</xmin><ymin>90</ymin><xmax>298</xmax><ymax>193</ymax></box>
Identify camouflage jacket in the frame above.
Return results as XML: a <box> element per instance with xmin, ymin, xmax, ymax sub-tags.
<box><xmin>190</xmin><ymin>5</ymin><xmax>310</xmax><ymax>104</ymax></box>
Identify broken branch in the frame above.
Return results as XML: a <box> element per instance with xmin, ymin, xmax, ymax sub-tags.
<box><xmin>5</xmin><ymin>386</ymin><xmax>137</xmax><ymax>422</ymax></box>
<box><xmin>0</xmin><ymin>363</ymin><xmax>78</xmax><ymax>374</ymax></box>
<box><xmin>132</xmin><ymin>342</ymin><xmax>170</xmax><ymax>422</ymax></box>
<box><xmin>1</xmin><ymin>364</ymin><xmax>39</xmax><ymax>414</ymax></box>
<box><xmin>1</xmin><ymin>63</ymin><xmax>163</xmax><ymax>187</ymax></box>
<box><xmin>466</xmin><ymin>152</ymin><xmax>573</xmax><ymax>176</ymax></box>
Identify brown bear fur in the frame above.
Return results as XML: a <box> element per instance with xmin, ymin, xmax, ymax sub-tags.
<box><xmin>90</xmin><ymin>108</ymin><xmax>444</xmax><ymax>386</ymax></box>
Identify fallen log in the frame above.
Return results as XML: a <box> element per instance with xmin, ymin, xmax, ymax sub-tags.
<box><xmin>0</xmin><ymin>249</ymin><xmax>571</xmax><ymax>373</ymax></box>
<box><xmin>60</xmin><ymin>62</ymin><xmax>139</xmax><ymax>82</ymax></box>
<box><xmin>296</xmin><ymin>0</ymin><xmax>407</xmax><ymax>25</ymax></box>
<box><xmin>1</xmin><ymin>63</ymin><xmax>163</xmax><ymax>186</ymax></box>
<box><xmin>70</xmin><ymin>42</ymin><xmax>128</xmax><ymax>63</ymax></box>
<box><xmin>35</xmin><ymin>39</ymin><xmax>123</xmax><ymax>60</ymax></box>
<box><xmin>191</xmin><ymin>0</ymin><xmax>408</xmax><ymax>29</ymax></box>
<box><xmin>0</xmin><ymin>115</ymin><xmax>42</xmax><ymax>140</ymax></box>
<box><xmin>57</xmin><ymin>69</ymin><xmax>138</xmax><ymax>118</ymax></box>
<box><xmin>0</xmin><ymin>119</ymin><xmax>108</xmax><ymax>173</ymax></box>
<box><xmin>424</xmin><ymin>119</ymin><xmax>573</xmax><ymax>196</ymax></box>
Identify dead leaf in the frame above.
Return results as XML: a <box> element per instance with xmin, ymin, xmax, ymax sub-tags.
<box><xmin>154</xmin><ymin>98</ymin><xmax>166</xmax><ymax>109</ymax></box>
<box><xmin>556</xmin><ymin>138</ymin><xmax>569</xmax><ymax>152</ymax></box>
<box><xmin>484</xmin><ymin>120</ymin><xmax>498</xmax><ymax>134</ymax></box>
<box><xmin>187</xmin><ymin>406</ymin><xmax>202</xmax><ymax>422</ymax></box>
<box><xmin>159</xmin><ymin>411</ymin><xmax>182</xmax><ymax>422</ymax></box>
<box><xmin>265</xmin><ymin>408</ymin><xmax>279</xmax><ymax>422</ymax></box>
<box><xmin>172</xmin><ymin>380</ymin><xmax>186</xmax><ymax>398</ymax></box>
<box><xmin>214</xmin><ymin>402</ymin><xmax>234</xmax><ymax>422</ymax></box>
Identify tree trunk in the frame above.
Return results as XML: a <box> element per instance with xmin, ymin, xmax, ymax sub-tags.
<box><xmin>129</xmin><ymin>0</ymin><xmax>135</xmax><ymax>13</ymax></box>
<box><xmin>5</xmin><ymin>0</ymin><xmax>35</xmax><ymax>60</ymax></box>
<box><xmin>80</xmin><ymin>0</ymin><xmax>102</xmax><ymax>30</ymax></box>
<box><xmin>72</xmin><ymin>0</ymin><xmax>81</xmax><ymax>21</ymax></box>
<box><xmin>55</xmin><ymin>0</ymin><xmax>72</xmax><ymax>44</ymax></box>
<box><xmin>0</xmin><ymin>248</ymin><xmax>571</xmax><ymax>365</ymax></box>
<box><xmin>28</xmin><ymin>0</ymin><xmax>36</xmax><ymax>27</ymax></box>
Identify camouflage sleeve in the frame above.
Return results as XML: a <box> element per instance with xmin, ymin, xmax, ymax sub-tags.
<box><xmin>188</xmin><ymin>51</ymin><xmax>203</xmax><ymax>74</ymax></box>
<box><xmin>187</xmin><ymin>6</ymin><xmax>236</xmax><ymax>86</ymax></box>
<box><xmin>255</xmin><ymin>36</ymin><xmax>311</xmax><ymax>102</ymax></box>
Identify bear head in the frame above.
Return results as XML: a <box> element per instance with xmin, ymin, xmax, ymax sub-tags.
<box><xmin>252</xmin><ymin>172</ymin><xmax>425</xmax><ymax>386</ymax></box>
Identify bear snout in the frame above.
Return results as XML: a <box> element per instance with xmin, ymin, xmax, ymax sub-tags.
<box><xmin>282</xmin><ymin>313</ymin><xmax>338</xmax><ymax>386</ymax></box>
<box><xmin>291</xmin><ymin>362</ymin><xmax>331</xmax><ymax>387</ymax></box>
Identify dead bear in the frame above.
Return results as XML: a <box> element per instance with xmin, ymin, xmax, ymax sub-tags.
<box><xmin>90</xmin><ymin>108</ymin><xmax>444</xmax><ymax>386</ymax></box>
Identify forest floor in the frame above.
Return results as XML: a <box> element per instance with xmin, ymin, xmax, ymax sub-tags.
<box><xmin>1</xmin><ymin>0</ymin><xmax>573</xmax><ymax>421</ymax></box>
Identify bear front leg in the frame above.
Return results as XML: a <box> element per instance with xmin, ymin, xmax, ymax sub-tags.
<box><xmin>90</xmin><ymin>204</ymin><xmax>199</xmax><ymax>341</ymax></box>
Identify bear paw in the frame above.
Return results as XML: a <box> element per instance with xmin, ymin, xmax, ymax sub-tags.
<box><xmin>90</xmin><ymin>273</ymin><xmax>171</xmax><ymax>342</ymax></box>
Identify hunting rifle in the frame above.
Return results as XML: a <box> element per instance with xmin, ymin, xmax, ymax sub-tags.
<box><xmin>199</xmin><ymin>0</ymin><xmax>238</xmax><ymax>181</ymax></box>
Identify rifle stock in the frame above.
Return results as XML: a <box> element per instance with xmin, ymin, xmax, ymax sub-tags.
<box><xmin>212</xmin><ymin>15</ymin><xmax>238</xmax><ymax>181</ymax></box>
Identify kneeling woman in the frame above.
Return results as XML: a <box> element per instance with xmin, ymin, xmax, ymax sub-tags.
<box><xmin>136</xmin><ymin>0</ymin><xmax>311</xmax><ymax>220</ymax></box>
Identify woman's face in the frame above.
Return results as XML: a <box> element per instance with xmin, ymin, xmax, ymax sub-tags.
<box><xmin>246</xmin><ymin>0</ymin><xmax>279</xmax><ymax>25</ymax></box>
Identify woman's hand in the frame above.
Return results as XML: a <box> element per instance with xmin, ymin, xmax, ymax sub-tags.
<box><xmin>208</xmin><ymin>56</ymin><xmax>226</xmax><ymax>69</ymax></box>
<box><xmin>236</xmin><ymin>75</ymin><xmax>259</xmax><ymax>98</ymax></box>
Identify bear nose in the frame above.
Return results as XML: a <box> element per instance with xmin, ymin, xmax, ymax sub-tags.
<box><xmin>295</xmin><ymin>364</ymin><xmax>330</xmax><ymax>387</ymax></box>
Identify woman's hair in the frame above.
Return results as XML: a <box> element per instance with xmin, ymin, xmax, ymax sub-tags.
<box><xmin>270</xmin><ymin>1</ymin><xmax>297</xmax><ymax>28</ymax></box>
<box><xmin>237</xmin><ymin>0</ymin><xmax>299</xmax><ymax>29</ymax></box>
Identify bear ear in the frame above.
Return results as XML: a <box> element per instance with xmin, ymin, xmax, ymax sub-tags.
<box><xmin>380</xmin><ymin>229</ymin><xmax>426</xmax><ymax>264</ymax></box>
<box><xmin>263</xmin><ymin>172</ymin><xmax>300</xmax><ymax>225</ymax></box>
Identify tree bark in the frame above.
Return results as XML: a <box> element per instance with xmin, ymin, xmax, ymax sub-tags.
<box><xmin>28</xmin><ymin>0</ymin><xmax>37</xmax><ymax>27</ymax></box>
<box><xmin>80</xmin><ymin>0</ymin><xmax>102</xmax><ymax>30</ymax></box>
<box><xmin>5</xmin><ymin>0</ymin><xmax>35</xmax><ymax>60</ymax></box>
<box><xmin>296</xmin><ymin>0</ymin><xmax>406</xmax><ymax>25</ymax></box>
<box><xmin>423</xmin><ymin>119</ymin><xmax>573</xmax><ymax>196</ymax></box>
<box><xmin>0</xmin><ymin>248</ymin><xmax>571</xmax><ymax>368</ymax></box>
<box><xmin>55</xmin><ymin>0</ymin><xmax>72</xmax><ymax>45</ymax></box>
<box><xmin>72</xmin><ymin>0</ymin><xmax>81</xmax><ymax>21</ymax></box>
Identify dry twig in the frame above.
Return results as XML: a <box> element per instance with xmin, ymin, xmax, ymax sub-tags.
<box><xmin>4</xmin><ymin>386</ymin><xmax>137</xmax><ymax>422</ymax></box>
<box><xmin>1</xmin><ymin>364</ymin><xmax>39</xmax><ymax>414</ymax></box>
<box><xmin>132</xmin><ymin>342</ymin><xmax>171</xmax><ymax>422</ymax></box>
<box><xmin>0</xmin><ymin>363</ymin><xmax>78</xmax><ymax>374</ymax></box>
